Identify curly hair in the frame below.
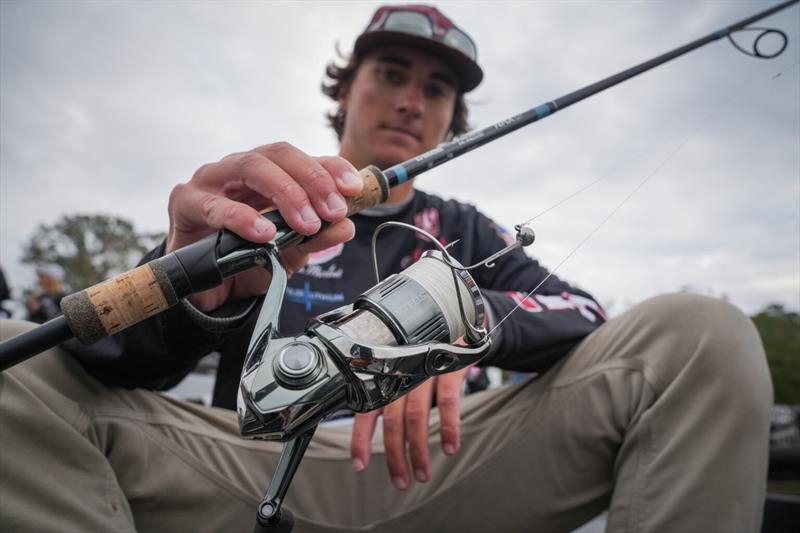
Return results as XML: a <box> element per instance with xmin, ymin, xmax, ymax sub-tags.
<box><xmin>321</xmin><ymin>52</ymin><xmax>470</xmax><ymax>141</ymax></box>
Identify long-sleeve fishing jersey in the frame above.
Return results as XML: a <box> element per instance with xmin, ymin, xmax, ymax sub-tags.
<box><xmin>65</xmin><ymin>190</ymin><xmax>607</xmax><ymax>410</ymax></box>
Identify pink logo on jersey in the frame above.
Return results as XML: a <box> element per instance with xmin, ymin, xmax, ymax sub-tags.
<box><xmin>506</xmin><ymin>291</ymin><xmax>542</xmax><ymax>312</ymax></box>
<box><xmin>414</xmin><ymin>208</ymin><xmax>441</xmax><ymax>240</ymax></box>
<box><xmin>307</xmin><ymin>243</ymin><xmax>344</xmax><ymax>265</ymax></box>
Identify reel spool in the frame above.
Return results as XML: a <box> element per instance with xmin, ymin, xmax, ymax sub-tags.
<box><xmin>334</xmin><ymin>250</ymin><xmax>485</xmax><ymax>348</ymax></box>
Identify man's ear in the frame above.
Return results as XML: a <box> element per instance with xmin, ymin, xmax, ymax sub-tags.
<box><xmin>337</xmin><ymin>85</ymin><xmax>349</xmax><ymax>112</ymax></box>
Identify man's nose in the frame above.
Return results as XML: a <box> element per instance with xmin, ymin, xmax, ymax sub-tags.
<box><xmin>395</xmin><ymin>83</ymin><xmax>424</xmax><ymax>117</ymax></box>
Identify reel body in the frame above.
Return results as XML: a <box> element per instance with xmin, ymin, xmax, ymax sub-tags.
<box><xmin>239</xmin><ymin>221</ymin><xmax>535</xmax><ymax>531</ymax></box>
<box><xmin>237</xmin><ymin>249</ymin><xmax>491</xmax><ymax>442</ymax></box>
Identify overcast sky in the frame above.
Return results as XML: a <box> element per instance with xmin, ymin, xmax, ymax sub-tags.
<box><xmin>1</xmin><ymin>0</ymin><xmax>798</xmax><ymax>317</ymax></box>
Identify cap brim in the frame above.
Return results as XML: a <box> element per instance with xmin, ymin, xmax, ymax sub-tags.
<box><xmin>354</xmin><ymin>31</ymin><xmax>483</xmax><ymax>92</ymax></box>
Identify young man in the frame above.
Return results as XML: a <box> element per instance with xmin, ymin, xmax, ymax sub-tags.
<box><xmin>0</xmin><ymin>5</ymin><xmax>772</xmax><ymax>532</ymax></box>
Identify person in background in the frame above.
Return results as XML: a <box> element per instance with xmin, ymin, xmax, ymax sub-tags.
<box><xmin>25</xmin><ymin>264</ymin><xmax>66</xmax><ymax>323</ymax></box>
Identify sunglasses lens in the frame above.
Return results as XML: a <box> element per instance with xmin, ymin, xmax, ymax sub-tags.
<box><xmin>444</xmin><ymin>28</ymin><xmax>477</xmax><ymax>60</ymax></box>
<box><xmin>383</xmin><ymin>11</ymin><xmax>434</xmax><ymax>39</ymax></box>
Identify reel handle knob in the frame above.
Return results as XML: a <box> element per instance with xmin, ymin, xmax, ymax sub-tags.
<box><xmin>254</xmin><ymin>507</ymin><xmax>294</xmax><ymax>533</ymax></box>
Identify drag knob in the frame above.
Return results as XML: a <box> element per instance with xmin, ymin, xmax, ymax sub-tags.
<box><xmin>273</xmin><ymin>342</ymin><xmax>322</xmax><ymax>388</ymax></box>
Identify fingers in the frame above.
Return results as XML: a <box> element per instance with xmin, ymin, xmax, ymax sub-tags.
<box><xmin>349</xmin><ymin>373</ymin><xmax>467</xmax><ymax>492</ymax></box>
<box><xmin>245</xmin><ymin>143</ymin><xmax>360</xmax><ymax>232</ymax></box>
<box><xmin>166</xmin><ymin>184</ymin><xmax>275</xmax><ymax>253</ymax></box>
<box><xmin>404</xmin><ymin>379</ymin><xmax>435</xmax><ymax>484</ymax></box>
<box><xmin>436</xmin><ymin>368</ymin><xmax>469</xmax><ymax>456</ymax></box>
<box><xmin>165</xmin><ymin>142</ymin><xmax>362</xmax><ymax>313</ymax></box>
<box><xmin>177</xmin><ymin>142</ymin><xmax>363</xmax><ymax>242</ymax></box>
<box><xmin>281</xmin><ymin>218</ymin><xmax>356</xmax><ymax>274</ymax></box>
<box><xmin>381</xmin><ymin>396</ymin><xmax>410</xmax><ymax>490</ymax></box>
<box><xmin>351</xmin><ymin>410</ymin><xmax>380</xmax><ymax>472</ymax></box>
<box><xmin>295</xmin><ymin>218</ymin><xmax>356</xmax><ymax>255</ymax></box>
<box><xmin>317</xmin><ymin>155</ymin><xmax>364</xmax><ymax>197</ymax></box>
<box><xmin>214</xmin><ymin>217</ymin><xmax>355</xmax><ymax>303</ymax></box>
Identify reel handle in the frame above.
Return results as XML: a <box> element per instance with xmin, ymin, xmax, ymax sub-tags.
<box><xmin>253</xmin><ymin>429</ymin><xmax>315</xmax><ymax>533</ymax></box>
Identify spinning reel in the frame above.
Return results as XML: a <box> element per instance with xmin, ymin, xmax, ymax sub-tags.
<box><xmin>238</xmin><ymin>222</ymin><xmax>533</xmax><ymax>532</ymax></box>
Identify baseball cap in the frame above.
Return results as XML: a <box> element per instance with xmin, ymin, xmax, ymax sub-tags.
<box><xmin>353</xmin><ymin>5</ymin><xmax>483</xmax><ymax>92</ymax></box>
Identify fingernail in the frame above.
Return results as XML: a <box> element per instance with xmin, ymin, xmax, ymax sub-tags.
<box><xmin>326</xmin><ymin>192</ymin><xmax>347</xmax><ymax>215</ymax></box>
<box><xmin>340</xmin><ymin>170</ymin><xmax>363</xmax><ymax>189</ymax></box>
<box><xmin>352</xmin><ymin>457</ymin><xmax>365</xmax><ymax>472</ymax></box>
<box><xmin>414</xmin><ymin>469</ymin><xmax>428</xmax><ymax>483</ymax></box>
<box><xmin>392</xmin><ymin>476</ymin><xmax>408</xmax><ymax>490</ymax></box>
<box><xmin>253</xmin><ymin>217</ymin><xmax>271</xmax><ymax>234</ymax></box>
<box><xmin>300</xmin><ymin>205</ymin><xmax>320</xmax><ymax>225</ymax></box>
<box><xmin>443</xmin><ymin>444</ymin><xmax>456</xmax><ymax>455</ymax></box>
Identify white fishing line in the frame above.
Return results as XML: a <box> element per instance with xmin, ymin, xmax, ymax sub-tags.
<box><xmin>487</xmin><ymin>63</ymin><xmax>793</xmax><ymax>339</ymax></box>
<box><xmin>521</xmin><ymin>60</ymin><xmax>799</xmax><ymax>227</ymax></box>
<box><xmin>404</xmin><ymin>255</ymin><xmax>477</xmax><ymax>341</ymax></box>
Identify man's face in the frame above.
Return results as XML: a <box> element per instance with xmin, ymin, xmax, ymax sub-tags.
<box><xmin>338</xmin><ymin>46</ymin><xmax>458</xmax><ymax>170</ymax></box>
<box><xmin>37</xmin><ymin>274</ymin><xmax>58</xmax><ymax>294</ymax></box>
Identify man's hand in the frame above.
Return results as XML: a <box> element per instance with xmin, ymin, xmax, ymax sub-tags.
<box><xmin>165</xmin><ymin>142</ymin><xmax>364</xmax><ymax>311</ymax></box>
<box><xmin>350</xmin><ymin>367</ymin><xmax>469</xmax><ymax>490</ymax></box>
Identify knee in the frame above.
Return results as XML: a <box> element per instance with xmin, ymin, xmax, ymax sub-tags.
<box><xmin>636</xmin><ymin>292</ymin><xmax>762</xmax><ymax>357</ymax></box>
<box><xmin>633</xmin><ymin>293</ymin><xmax>772</xmax><ymax>409</ymax></box>
<box><xmin>635</xmin><ymin>292</ymin><xmax>755</xmax><ymax>340</ymax></box>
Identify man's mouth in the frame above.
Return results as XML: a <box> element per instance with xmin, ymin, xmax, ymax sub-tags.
<box><xmin>380</xmin><ymin>125</ymin><xmax>421</xmax><ymax>142</ymax></box>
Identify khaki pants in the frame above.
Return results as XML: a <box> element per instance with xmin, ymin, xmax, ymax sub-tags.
<box><xmin>0</xmin><ymin>294</ymin><xmax>772</xmax><ymax>532</ymax></box>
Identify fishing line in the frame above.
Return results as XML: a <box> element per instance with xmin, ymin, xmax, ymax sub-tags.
<box><xmin>770</xmin><ymin>60</ymin><xmax>800</xmax><ymax>78</ymax></box>
<box><xmin>486</xmin><ymin>59</ymin><xmax>797</xmax><ymax>338</ymax></box>
<box><xmin>518</xmin><ymin>130</ymin><xmax>698</xmax><ymax>228</ymax></box>
<box><xmin>521</xmin><ymin>59</ymin><xmax>800</xmax><ymax>228</ymax></box>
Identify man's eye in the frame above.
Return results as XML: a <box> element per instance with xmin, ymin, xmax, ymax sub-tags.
<box><xmin>378</xmin><ymin>66</ymin><xmax>406</xmax><ymax>85</ymax></box>
<box><xmin>424</xmin><ymin>83</ymin><xmax>450</xmax><ymax>99</ymax></box>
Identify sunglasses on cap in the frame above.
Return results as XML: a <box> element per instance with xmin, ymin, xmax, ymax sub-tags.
<box><xmin>365</xmin><ymin>5</ymin><xmax>477</xmax><ymax>62</ymax></box>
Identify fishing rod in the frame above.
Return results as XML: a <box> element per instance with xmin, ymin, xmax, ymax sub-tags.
<box><xmin>0</xmin><ymin>0</ymin><xmax>797</xmax><ymax>372</ymax></box>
